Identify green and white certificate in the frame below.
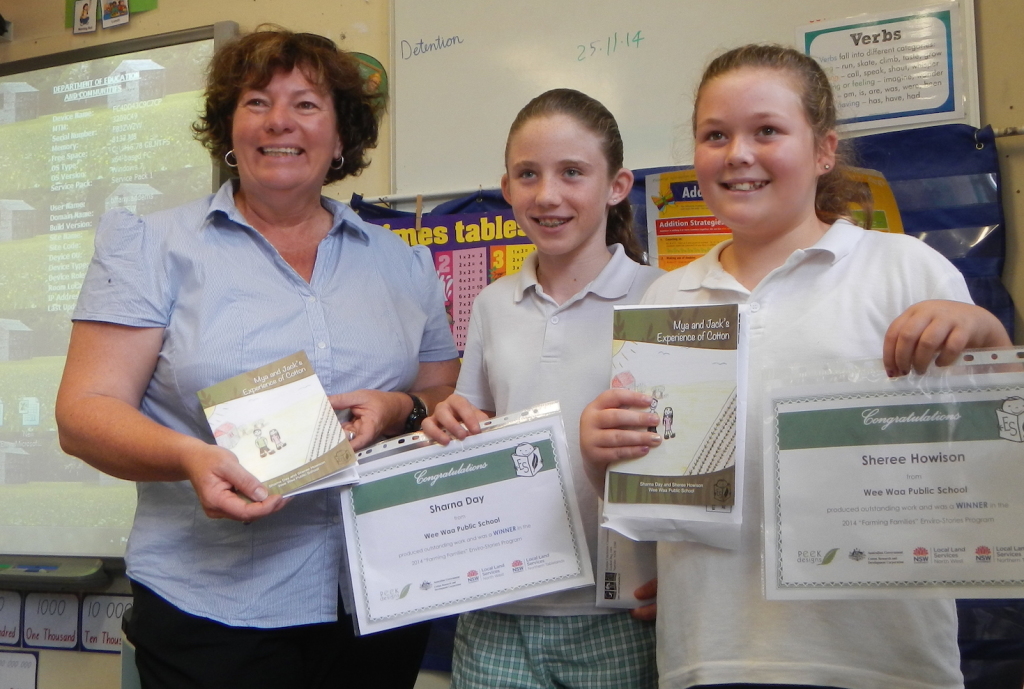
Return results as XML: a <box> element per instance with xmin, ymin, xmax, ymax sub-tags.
<box><xmin>765</xmin><ymin>365</ymin><xmax>1024</xmax><ymax>600</ymax></box>
<box><xmin>341</xmin><ymin>406</ymin><xmax>593</xmax><ymax>634</ymax></box>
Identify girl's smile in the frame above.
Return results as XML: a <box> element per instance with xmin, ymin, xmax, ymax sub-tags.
<box><xmin>694</xmin><ymin>67</ymin><xmax>835</xmax><ymax>250</ymax></box>
<box><xmin>501</xmin><ymin>113</ymin><xmax>631</xmax><ymax>266</ymax></box>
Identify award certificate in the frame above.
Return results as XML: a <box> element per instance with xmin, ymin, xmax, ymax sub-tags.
<box><xmin>765</xmin><ymin>363</ymin><xmax>1024</xmax><ymax>600</ymax></box>
<box><xmin>342</xmin><ymin>406</ymin><xmax>593</xmax><ymax>633</ymax></box>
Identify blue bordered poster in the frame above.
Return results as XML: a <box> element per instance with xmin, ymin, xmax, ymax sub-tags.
<box><xmin>798</xmin><ymin>2</ymin><xmax>966</xmax><ymax>131</ymax></box>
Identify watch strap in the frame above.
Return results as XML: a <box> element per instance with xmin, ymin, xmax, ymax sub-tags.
<box><xmin>404</xmin><ymin>393</ymin><xmax>427</xmax><ymax>433</ymax></box>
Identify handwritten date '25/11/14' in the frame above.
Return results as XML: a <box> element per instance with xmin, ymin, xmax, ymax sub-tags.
<box><xmin>578</xmin><ymin>31</ymin><xmax>644</xmax><ymax>61</ymax></box>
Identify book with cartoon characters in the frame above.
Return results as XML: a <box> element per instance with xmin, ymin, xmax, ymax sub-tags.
<box><xmin>197</xmin><ymin>351</ymin><xmax>358</xmax><ymax>497</ymax></box>
<box><xmin>603</xmin><ymin>303</ymin><xmax>748</xmax><ymax>548</ymax></box>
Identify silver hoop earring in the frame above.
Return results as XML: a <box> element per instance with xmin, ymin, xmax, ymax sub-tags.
<box><xmin>224</xmin><ymin>150</ymin><xmax>238</xmax><ymax>168</ymax></box>
<box><xmin>330</xmin><ymin>155</ymin><xmax>345</xmax><ymax>171</ymax></box>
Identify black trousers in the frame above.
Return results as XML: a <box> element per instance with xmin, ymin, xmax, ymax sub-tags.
<box><xmin>125</xmin><ymin>581</ymin><xmax>431</xmax><ymax>689</ymax></box>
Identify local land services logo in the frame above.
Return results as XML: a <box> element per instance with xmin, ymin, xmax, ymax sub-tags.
<box><xmin>913</xmin><ymin>547</ymin><xmax>930</xmax><ymax>563</ymax></box>
<box><xmin>512</xmin><ymin>559</ymin><xmax>524</xmax><ymax>573</ymax></box>
<box><xmin>976</xmin><ymin>546</ymin><xmax>992</xmax><ymax>562</ymax></box>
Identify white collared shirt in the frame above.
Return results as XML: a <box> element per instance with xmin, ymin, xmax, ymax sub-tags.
<box><xmin>457</xmin><ymin>244</ymin><xmax>664</xmax><ymax>615</ymax></box>
<box><xmin>644</xmin><ymin>220</ymin><xmax>969</xmax><ymax>689</ymax></box>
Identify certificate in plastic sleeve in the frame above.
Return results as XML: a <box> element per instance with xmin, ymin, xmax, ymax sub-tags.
<box><xmin>765</xmin><ymin>359</ymin><xmax>1024</xmax><ymax>600</ymax></box>
<box><xmin>341</xmin><ymin>405</ymin><xmax>593</xmax><ymax>633</ymax></box>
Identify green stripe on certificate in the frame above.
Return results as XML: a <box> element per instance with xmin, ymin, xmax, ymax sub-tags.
<box><xmin>778</xmin><ymin>399</ymin><xmax>1004</xmax><ymax>450</ymax></box>
<box><xmin>352</xmin><ymin>438</ymin><xmax>557</xmax><ymax>515</ymax></box>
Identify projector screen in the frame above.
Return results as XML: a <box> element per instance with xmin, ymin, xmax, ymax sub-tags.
<box><xmin>0</xmin><ymin>23</ymin><xmax>236</xmax><ymax>558</ymax></box>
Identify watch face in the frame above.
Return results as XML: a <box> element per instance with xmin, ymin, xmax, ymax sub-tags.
<box><xmin>405</xmin><ymin>394</ymin><xmax>427</xmax><ymax>432</ymax></box>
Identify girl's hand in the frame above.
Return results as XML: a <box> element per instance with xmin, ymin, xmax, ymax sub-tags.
<box><xmin>883</xmin><ymin>300</ymin><xmax>1012</xmax><ymax>376</ymax></box>
<box><xmin>631</xmin><ymin>577</ymin><xmax>658</xmax><ymax>622</ymax></box>
<box><xmin>420</xmin><ymin>394</ymin><xmax>491</xmax><ymax>445</ymax></box>
<box><xmin>579</xmin><ymin>389</ymin><xmax>662</xmax><ymax>492</ymax></box>
<box><xmin>181</xmin><ymin>443</ymin><xmax>289</xmax><ymax>522</ymax></box>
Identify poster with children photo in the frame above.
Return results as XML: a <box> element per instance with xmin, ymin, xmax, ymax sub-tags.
<box><xmin>73</xmin><ymin>0</ymin><xmax>97</xmax><ymax>34</ymax></box>
<box><xmin>101</xmin><ymin>0</ymin><xmax>130</xmax><ymax>29</ymax></box>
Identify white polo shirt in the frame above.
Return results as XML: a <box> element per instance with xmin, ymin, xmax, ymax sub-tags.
<box><xmin>457</xmin><ymin>243</ymin><xmax>664</xmax><ymax>615</ymax></box>
<box><xmin>644</xmin><ymin>220</ymin><xmax>969</xmax><ymax>689</ymax></box>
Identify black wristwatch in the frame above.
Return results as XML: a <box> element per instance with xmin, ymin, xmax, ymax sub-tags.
<box><xmin>404</xmin><ymin>393</ymin><xmax>427</xmax><ymax>433</ymax></box>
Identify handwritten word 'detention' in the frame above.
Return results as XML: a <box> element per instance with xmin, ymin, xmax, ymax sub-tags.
<box><xmin>401</xmin><ymin>35</ymin><xmax>464</xmax><ymax>60</ymax></box>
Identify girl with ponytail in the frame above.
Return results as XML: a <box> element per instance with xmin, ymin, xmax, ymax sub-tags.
<box><xmin>421</xmin><ymin>88</ymin><xmax>663</xmax><ymax>689</ymax></box>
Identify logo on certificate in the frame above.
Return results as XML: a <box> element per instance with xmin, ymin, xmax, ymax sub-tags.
<box><xmin>511</xmin><ymin>443</ymin><xmax>542</xmax><ymax>477</ymax></box>
<box><xmin>976</xmin><ymin>546</ymin><xmax>992</xmax><ymax>563</ymax></box>
<box><xmin>997</xmin><ymin>396</ymin><xmax>1024</xmax><ymax>442</ymax></box>
<box><xmin>913</xmin><ymin>547</ymin><xmax>930</xmax><ymax>563</ymax></box>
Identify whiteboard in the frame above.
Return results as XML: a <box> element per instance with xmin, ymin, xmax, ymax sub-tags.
<box><xmin>391</xmin><ymin>0</ymin><xmax>977</xmax><ymax>196</ymax></box>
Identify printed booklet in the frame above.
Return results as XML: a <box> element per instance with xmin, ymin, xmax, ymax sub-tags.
<box><xmin>604</xmin><ymin>303</ymin><xmax>748</xmax><ymax>548</ymax></box>
<box><xmin>198</xmin><ymin>351</ymin><xmax>357</xmax><ymax>497</ymax></box>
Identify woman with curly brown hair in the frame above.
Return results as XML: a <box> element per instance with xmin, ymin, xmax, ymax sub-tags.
<box><xmin>56</xmin><ymin>27</ymin><xmax>458</xmax><ymax>688</ymax></box>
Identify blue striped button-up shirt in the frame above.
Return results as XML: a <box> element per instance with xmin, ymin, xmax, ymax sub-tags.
<box><xmin>73</xmin><ymin>181</ymin><xmax>457</xmax><ymax>627</ymax></box>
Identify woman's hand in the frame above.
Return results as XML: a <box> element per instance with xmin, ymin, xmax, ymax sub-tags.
<box><xmin>631</xmin><ymin>577</ymin><xmax>658</xmax><ymax>622</ymax></box>
<box><xmin>180</xmin><ymin>443</ymin><xmax>288</xmax><ymax>521</ymax></box>
<box><xmin>884</xmin><ymin>300</ymin><xmax>1012</xmax><ymax>376</ymax></box>
<box><xmin>56</xmin><ymin>321</ymin><xmax>289</xmax><ymax>523</ymax></box>
<box><xmin>329</xmin><ymin>389</ymin><xmax>412</xmax><ymax>450</ymax></box>
<box><xmin>420</xmin><ymin>394</ymin><xmax>492</xmax><ymax>445</ymax></box>
<box><xmin>329</xmin><ymin>359</ymin><xmax>461</xmax><ymax>450</ymax></box>
<box><xmin>579</xmin><ymin>389</ymin><xmax>662</xmax><ymax>492</ymax></box>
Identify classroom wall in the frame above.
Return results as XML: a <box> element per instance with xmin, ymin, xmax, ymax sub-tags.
<box><xmin>976</xmin><ymin>0</ymin><xmax>1024</xmax><ymax>341</ymax></box>
<box><xmin>1</xmin><ymin>0</ymin><xmax>1020</xmax><ymax>341</ymax></box>
<box><xmin>0</xmin><ymin>0</ymin><xmax>1020</xmax><ymax>686</ymax></box>
<box><xmin>0</xmin><ymin>0</ymin><xmax>395</xmax><ymax>207</ymax></box>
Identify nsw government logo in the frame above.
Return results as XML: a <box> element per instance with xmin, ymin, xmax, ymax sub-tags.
<box><xmin>976</xmin><ymin>546</ymin><xmax>992</xmax><ymax>563</ymax></box>
<box><xmin>467</xmin><ymin>570</ymin><xmax>479</xmax><ymax>583</ymax></box>
<box><xmin>913</xmin><ymin>547</ymin><xmax>929</xmax><ymax>563</ymax></box>
<box><xmin>512</xmin><ymin>559</ymin><xmax>524</xmax><ymax>573</ymax></box>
